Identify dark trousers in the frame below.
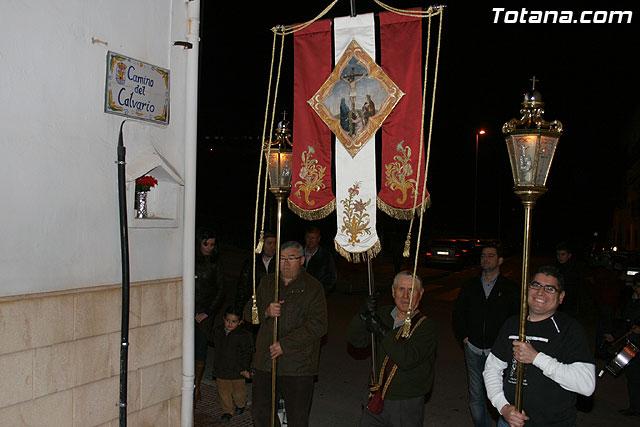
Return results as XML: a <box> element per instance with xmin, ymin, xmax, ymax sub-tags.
<box><xmin>194</xmin><ymin>317</ymin><xmax>212</xmax><ymax>362</ymax></box>
<box><xmin>359</xmin><ymin>394</ymin><xmax>425</xmax><ymax>427</ymax></box>
<box><xmin>627</xmin><ymin>356</ymin><xmax>640</xmax><ymax>410</ymax></box>
<box><xmin>252</xmin><ymin>369</ymin><xmax>315</xmax><ymax>427</ymax></box>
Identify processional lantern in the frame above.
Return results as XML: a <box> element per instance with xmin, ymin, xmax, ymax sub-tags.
<box><xmin>502</xmin><ymin>77</ymin><xmax>562</xmax><ymax>411</ymax></box>
<box><xmin>264</xmin><ymin>114</ymin><xmax>293</xmax><ymax>200</ymax></box>
<box><xmin>263</xmin><ymin>112</ymin><xmax>293</xmax><ymax>427</ymax></box>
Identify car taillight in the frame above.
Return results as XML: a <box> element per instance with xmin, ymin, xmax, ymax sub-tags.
<box><xmin>426</xmin><ymin>252</ymin><xmax>432</xmax><ymax>256</ymax></box>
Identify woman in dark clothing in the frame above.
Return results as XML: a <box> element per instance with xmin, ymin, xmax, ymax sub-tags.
<box><xmin>194</xmin><ymin>227</ymin><xmax>225</xmax><ymax>404</ymax></box>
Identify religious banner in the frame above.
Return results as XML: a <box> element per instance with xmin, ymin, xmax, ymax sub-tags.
<box><xmin>377</xmin><ymin>12</ymin><xmax>430</xmax><ymax>219</ymax></box>
<box><xmin>325</xmin><ymin>13</ymin><xmax>389</xmax><ymax>261</ymax></box>
<box><xmin>288</xmin><ymin>20</ymin><xmax>335</xmax><ymax>219</ymax></box>
<box><xmin>105</xmin><ymin>51</ymin><xmax>170</xmax><ymax>124</ymax></box>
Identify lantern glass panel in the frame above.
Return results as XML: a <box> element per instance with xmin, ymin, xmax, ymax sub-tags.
<box><xmin>534</xmin><ymin>135</ymin><xmax>559</xmax><ymax>186</ymax></box>
<box><xmin>511</xmin><ymin>134</ymin><xmax>538</xmax><ymax>186</ymax></box>
<box><xmin>266</xmin><ymin>150</ymin><xmax>293</xmax><ymax>188</ymax></box>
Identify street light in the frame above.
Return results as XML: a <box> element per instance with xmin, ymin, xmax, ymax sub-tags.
<box><xmin>502</xmin><ymin>77</ymin><xmax>562</xmax><ymax>411</ymax></box>
<box><xmin>263</xmin><ymin>113</ymin><xmax>293</xmax><ymax>427</ymax></box>
<box><xmin>474</xmin><ymin>129</ymin><xmax>486</xmax><ymax>238</ymax></box>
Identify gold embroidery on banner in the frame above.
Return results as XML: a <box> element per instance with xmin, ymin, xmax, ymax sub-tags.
<box><xmin>384</xmin><ymin>141</ymin><xmax>418</xmax><ymax>205</ymax></box>
<box><xmin>294</xmin><ymin>146</ymin><xmax>326</xmax><ymax>206</ymax></box>
<box><xmin>340</xmin><ymin>182</ymin><xmax>372</xmax><ymax>246</ymax></box>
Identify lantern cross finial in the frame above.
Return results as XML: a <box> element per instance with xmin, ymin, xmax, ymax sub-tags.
<box><xmin>530</xmin><ymin>75</ymin><xmax>539</xmax><ymax>90</ymax></box>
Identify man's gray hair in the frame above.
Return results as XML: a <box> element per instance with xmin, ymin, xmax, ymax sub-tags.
<box><xmin>392</xmin><ymin>271</ymin><xmax>423</xmax><ymax>290</ymax></box>
<box><xmin>281</xmin><ymin>240</ymin><xmax>304</xmax><ymax>257</ymax></box>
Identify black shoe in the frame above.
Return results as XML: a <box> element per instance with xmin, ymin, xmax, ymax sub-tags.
<box><xmin>220</xmin><ymin>413</ymin><xmax>233</xmax><ymax>422</ymax></box>
<box><xmin>619</xmin><ymin>408</ymin><xmax>640</xmax><ymax>416</ymax></box>
<box><xmin>234</xmin><ymin>406</ymin><xmax>245</xmax><ymax>415</ymax></box>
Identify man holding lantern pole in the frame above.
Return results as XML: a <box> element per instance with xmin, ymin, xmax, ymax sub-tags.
<box><xmin>483</xmin><ymin>265</ymin><xmax>596</xmax><ymax>427</ymax></box>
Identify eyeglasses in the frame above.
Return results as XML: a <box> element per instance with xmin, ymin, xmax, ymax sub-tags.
<box><xmin>280</xmin><ymin>256</ymin><xmax>302</xmax><ymax>262</ymax></box>
<box><xmin>529</xmin><ymin>281</ymin><xmax>560</xmax><ymax>294</ymax></box>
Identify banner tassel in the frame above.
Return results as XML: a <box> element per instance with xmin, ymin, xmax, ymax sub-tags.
<box><xmin>403</xmin><ymin>231</ymin><xmax>412</xmax><ymax>258</ymax></box>
<box><xmin>401</xmin><ymin>313</ymin><xmax>412</xmax><ymax>338</ymax></box>
<box><xmin>254</xmin><ymin>231</ymin><xmax>264</xmax><ymax>254</ymax></box>
<box><xmin>251</xmin><ymin>295</ymin><xmax>260</xmax><ymax>325</ymax></box>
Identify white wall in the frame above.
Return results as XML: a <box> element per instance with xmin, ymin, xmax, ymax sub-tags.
<box><xmin>0</xmin><ymin>0</ymin><xmax>189</xmax><ymax>295</ymax></box>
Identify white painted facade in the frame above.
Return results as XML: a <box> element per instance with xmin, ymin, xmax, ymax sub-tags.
<box><xmin>0</xmin><ymin>0</ymin><xmax>188</xmax><ymax>296</ymax></box>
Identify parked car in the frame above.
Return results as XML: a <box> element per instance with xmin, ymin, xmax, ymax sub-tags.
<box><xmin>424</xmin><ymin>239</ymin><xmax>475</xmax><ymax>267</ymax></box>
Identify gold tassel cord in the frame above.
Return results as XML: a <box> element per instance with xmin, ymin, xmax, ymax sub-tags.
<box><xmin>402</xmin><ymin>231</ymin><xmax>412</xmax><ymax>258</ymax></box>
<box><xmin>404</xmin><ymin>10</ymin><xmax>444</xmax><ymax>338</ymax></box>
<box><xmin>272</xmin><ymin>0</ymin><xmax>339</xmax><ymax>36</ymax></box>
<box><xmin>255</xmin><ymin>230</ymin><xmax>265</xmax><ymax>255</ymax></box>
<box><xmin>250</xmin><ymin>0</ymin><xmax>341</xmax><ymax>325</ymax></box>
<box><xmin>250</xmin><ymin>30</ymin><xmax>279</xmax><ymax>325</ymax></box>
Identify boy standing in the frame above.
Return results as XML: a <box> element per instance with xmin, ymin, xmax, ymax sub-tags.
<box><xmin>213</xmin><ymin>306</ymin><xmax>254</xmax><ymax>421</ymax></box>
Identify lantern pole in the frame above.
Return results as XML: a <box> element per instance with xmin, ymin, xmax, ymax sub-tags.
<box><xmin>264</xmin><ymin>113</ymin><xmax>293</xmax><ymax>427</ymax></box>
<box><xmin>502</xmin><ymin>77</ymin><xmax>562</xmax><ymax>412</ymax></box>
<box><xmin>513</xmin><ymin>190</ymin><xmax>544</xmax><ymax>409</ymax></box>
<box><xmin>270</xmin><ymin>189</ymin><xmax>287</xmax><ymax>427</ymax></box>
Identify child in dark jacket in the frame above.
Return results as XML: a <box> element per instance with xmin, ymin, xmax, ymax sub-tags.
<box><xmin>213</xmin><ymin>305</ymin><xmax>253</xmax><ymax>422</ymax></box>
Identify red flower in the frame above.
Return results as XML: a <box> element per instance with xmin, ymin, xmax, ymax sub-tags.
<box><xmin>135</xmin><ymin>175</ymin><xmax>158</xmax><ymax>192</ymax></box>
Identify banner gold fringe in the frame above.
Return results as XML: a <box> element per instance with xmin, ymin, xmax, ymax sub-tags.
<box><xmin>376</xmin><ymin>195</ymin><xmax>432</xmax><ymax>220</ymax></box>
<box><xmin>334</xmin><ymin>238</ymin><xmax>382</xmax><ymax>263</ymax></box>
<box><xmin>287</xmin><ymin>198</ymin><xmax>336</xmax><ymax>220</ymax></box>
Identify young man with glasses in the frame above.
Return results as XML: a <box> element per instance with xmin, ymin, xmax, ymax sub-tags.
<box><xmin>483</xmin><ymin>265</ymin><xmax>596</xmax><ymax>427</ymax></box>
<box><xmin>244</xmin><ymin>240</ymin><xmax>328</xmax><ymax>427</ymax></box>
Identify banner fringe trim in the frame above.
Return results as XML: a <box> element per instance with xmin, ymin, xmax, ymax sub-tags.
<box><xmin>288</xmin><ymin>198</ymin><xmax>336</xmax><ymax>220</ymax></box>
<box><xmin>376</xmin><ymin>195</ymin><xmax>432</xmax><ymax>220</ymax></box>
<box><xmin>334</xmin><ymin>238</ymin><xmax>381</xmax><ymax>263</ymax></box>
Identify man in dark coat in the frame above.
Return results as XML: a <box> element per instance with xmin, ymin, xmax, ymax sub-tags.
<box><xmin>554</xmin><ymin>241</ymin><xmax>583</xmax><ymax>317</ymax></box>
<box><xmin>348</xmin><ymin>271</ymin><xmax>437</xmax><ymax>426</ymax></box>
<box><xmin>235</xmin><ymin>232</ymin><xmax>276</xmax><ymax>310</ymax></box>
<box><xmin>304</xmin><ymin>226</ymin><xmax>337</xmax><ymax>296</ymax></box>
<box><xmin>244</xmin><ymin>241</ymin><xmax>327</xmax><ymax>427</ymax></box>
<box><xmin>453</xmin><ymin>244</ymin><xmax>519</xmax><ymax>427</ymax></box>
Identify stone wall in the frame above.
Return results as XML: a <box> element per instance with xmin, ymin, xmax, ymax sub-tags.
<box><xmin>0</xmin><ymin>279</ymin><xmax>183</xmax><ymax>427</ymax></box>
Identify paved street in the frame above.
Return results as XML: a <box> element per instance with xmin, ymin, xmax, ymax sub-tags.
<box><xmin>195</xmin><ymin>246</ymin><xmax>637</xmax><ymax>426</ymax></box>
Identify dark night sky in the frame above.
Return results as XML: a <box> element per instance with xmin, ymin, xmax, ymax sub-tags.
<box><xmin>197</xmin><ymin>1</ymin><xmax>640</xmax><ymax>254</ymax></box>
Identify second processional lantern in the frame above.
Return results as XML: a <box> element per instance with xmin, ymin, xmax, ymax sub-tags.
<box><xmin>502</xmin><ymin>77</ymin><xmax>562</xmax><ymax>411</ymax></box>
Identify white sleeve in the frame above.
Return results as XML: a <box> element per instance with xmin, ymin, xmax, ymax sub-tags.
<box><xmin>483</xmin><ymin>352</ymin><xmax>510</xmax><ymax>413</ymax></box>
<box><xmin>532</xmin><ymin>352</ymin><xmax>596</xmax><ymax>396</ymax></box>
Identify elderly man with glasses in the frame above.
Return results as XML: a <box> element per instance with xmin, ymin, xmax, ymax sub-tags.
<box><xmin>244</xmin><ymin>240</ymin><xmax>328</xmax><ymax>427</ymax></box>
<box><xmin>483</xmin><ymin>265</ymin><xmax>596</xmax><ymax>427</ymax></box>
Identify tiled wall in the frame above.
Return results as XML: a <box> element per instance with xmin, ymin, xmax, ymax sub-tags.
<box><xmin>0</xmin><ymin>279</ymin><xmax>183</xmax><ymax>427</ymax></box>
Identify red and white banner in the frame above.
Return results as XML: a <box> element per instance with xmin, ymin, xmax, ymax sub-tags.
<box><xmin>290</xmin><ymin>10</ymin><xmax>429</xmax><ymax>261</ymax></box>
<box><xmin>377</xmin><ymin>12</ymin><xmax>430</xmax><ymax>219</ymax></box>
<box><xmin>331</xmin><ymin>13</ymin><xmax>381</xmax><ymax>262</ymax></box>
<box><xmin>288</xmin><ymin>19</ymin><xmax>335</xmax><ymax>220</ymax></box>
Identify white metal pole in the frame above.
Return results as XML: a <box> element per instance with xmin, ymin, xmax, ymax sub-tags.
<box><xmin>181</xmin><ymin>1</ymin><xmax>200</xmax><ymax>426</ymax></box>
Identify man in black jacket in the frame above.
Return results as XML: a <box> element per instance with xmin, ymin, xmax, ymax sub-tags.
<box><xmin>304</xmin><ymin>226</ymin><xmax>338</xmax><ymax>296</ymax></box>
<box><xmin>453</xmin><ymin>244</ymin><xmax>519</xmax><ymax>427</ymax></box>
<box><xmin>235</xmin><ymin>232</ymin><xmax>276</xmax><ymax>310</ymax></box>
